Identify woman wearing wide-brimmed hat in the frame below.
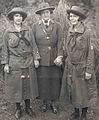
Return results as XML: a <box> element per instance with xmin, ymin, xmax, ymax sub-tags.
<box><xmin>2</xmin><ymin>7</ymin><xmax>40</xmax><ymax>119</ymax></box>
<box><xmin>60</xmin><ymin>6</ymin><xmax>94</xmax><ymax>120</ymax></box>
<box><xmin>32</xmin><ymin>2</ymin><xmax>63</xmax><ymax>114</ymax></box>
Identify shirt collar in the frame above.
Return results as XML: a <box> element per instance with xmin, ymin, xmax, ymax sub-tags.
<box><xmin>39</xmin><ymin>19</ymin><xmax>54</xmax><ymax>25</ymax></box>
<box><xmin>69</xmin><ymin>22</ymin><xmax>85</xmax><ymax>34</ymax></box>
<box><xmin>42</xmin><ymin>19</ymin><xmax>50</xmax><ymax>26</ymax></box>
<box><xmin>8</xmin><ymin>23</ymin><xmax>28</xmax><ymax>32</ymax></box>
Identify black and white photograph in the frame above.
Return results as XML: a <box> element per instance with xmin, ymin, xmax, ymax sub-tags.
<box><xmin>0</xmin><ymin>0</ymin><xmax>99</xmax><ymax>120</ymax></box>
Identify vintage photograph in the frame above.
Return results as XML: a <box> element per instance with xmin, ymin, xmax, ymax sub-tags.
<box><xmin>0</xmin><ymin>0</ymin><xmax>99</xmax><ymax>120</ymax></box>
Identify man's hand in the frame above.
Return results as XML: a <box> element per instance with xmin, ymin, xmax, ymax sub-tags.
<box><xmin>4</xmin><ymin>64</ymin><xmax>10</xmax><ymax>73</ymax></box>
<box><xmin>85</xmin><ymin>72</ymin><xmax>92</xmax><ymax>80</ymax></box>
<box><xmin>34</xmin><ymin>60</ymin><xmax>39</xmax><ymax>68</ymax></box>
<box><xmin>54</xmin><ymin>56</ymin><xmax>63</xmax><ymax>66</ymax></box>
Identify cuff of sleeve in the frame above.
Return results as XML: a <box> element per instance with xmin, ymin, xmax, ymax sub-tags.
<box><xmin>57</xmin><ymin>56</ymin><xmax>63</xmax><ymax>59</ymax></box>
<box><xmin>33</xmin><ymin>52</ymin><xmax>40</xmax><ymax>60</ymax></box>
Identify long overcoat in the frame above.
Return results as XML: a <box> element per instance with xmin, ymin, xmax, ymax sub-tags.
<box><xmin>2</xmin><ymin>24</ymin><xmax>40</xmax><ymax>103</ymax></box>
<box><xmin>60</xmin><ymin>23</ymin><xmax>94</xmax><ymax>108</ymax></box>
<box><xmin>31</xmin><ymin>19</ymin><xmax>63</xmax><ymax>100</ymax></box>
<box><xmin>32</xmin><ymin>19</ymin><xmax>63</xmax><ymax>66</ymax></box>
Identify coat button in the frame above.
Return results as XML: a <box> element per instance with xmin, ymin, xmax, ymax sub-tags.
<box><xmin>27</xmin><ymin>75</ymin><xmax>30</xmax><ymax>78</ymax></box>
<box><xmin>91</xmin><ymin>45</ymin><xmax>93</xmax><ymax>50</ymax></box>
<box><xmin>75</xmin><ymin>28</ymin><xmax>77</xmax><ymax>32</ymax></box>
<box><xmin>20</xmin><ymin>40</ymin><xmax>24</xmax><ymax>44</ymax></box>
<box><xmin>48</xmin><ymin>46</ymin><xmax>51</xmax><ymax>50</ymax></box>
<box><xmin>46</xmin><ymin>37</ymin><xmax>50</xmax><ymax>39</ymax></box>
<box><xmin>19</xmin><ymin>34</ymin><xmax>22</xmax><ymax>38</ymax></box>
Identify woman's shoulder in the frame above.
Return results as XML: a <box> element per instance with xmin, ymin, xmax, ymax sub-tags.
<box><xmin>83</xmin><ymin>22</ymin><xmax>96</xmax><ymax>35</ymax></box>
<box><xmin>5</xmin><ymin>24</ymin><xmax>14</xmax><ymax>33</ymax></box>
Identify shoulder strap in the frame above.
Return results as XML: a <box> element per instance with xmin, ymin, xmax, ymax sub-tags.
<box><xmin>13</xmin><ymin>31</ymin><xmax>30</xmax><ymax>46</ymax></box>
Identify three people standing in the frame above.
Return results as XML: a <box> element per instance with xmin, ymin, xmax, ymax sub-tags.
<box><xmin>2</xmin><ymin>2</ymin><xmax>96</xmax><ymax>120</ymax></box>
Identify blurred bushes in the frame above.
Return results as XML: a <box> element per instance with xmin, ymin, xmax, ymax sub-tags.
<box><xmin>0</xmin><ymin>0</ymin><xmax>27</xmax><ymax>14</ymax></box>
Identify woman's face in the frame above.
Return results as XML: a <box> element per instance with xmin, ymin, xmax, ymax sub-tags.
<box><xmin>41</xmin><ymin>10</ymin><xmax>51</xmax><ymax>21</ymax></box>
<box><xmin>69</xmin><ymin>13</ymin><xmax>80</xmax><ymax>25</ymax></box>
<box><xmin>13</xmin><ymin>13</ymin><xmax>23</xmax><ymax>25</ymax></box>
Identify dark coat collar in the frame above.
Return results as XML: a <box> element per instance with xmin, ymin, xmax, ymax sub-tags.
<box><xmin>38</xmin><ymin>19</ymin><xmax>54</xmax><ymax>32</ymax></box>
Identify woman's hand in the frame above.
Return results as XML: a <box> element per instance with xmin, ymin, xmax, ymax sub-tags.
<box><xmin>54</xmin><ymin>56</ymin><xmax>63</xmax><ymax>66</ymax></box>
<box><xmin>4</xmin><ymin>64</ymin><xmax>10</xmax><ymax>73</ymax></box>
<box><xmin>85</xmin><ymin>72</ymin><xmax>92</xmax><ymax>80</ymax></box>
<box><xmin>34</xmin><ymin>60</ymin><xmax>39</xmax><ymax>68</ymax></box>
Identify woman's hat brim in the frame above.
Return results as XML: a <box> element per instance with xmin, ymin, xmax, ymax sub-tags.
<box><xmin>36</xmin><ymin>7</ymin><xmax>55</xmax><ymax>14</ymax></box>
<box><xmin>67</xmin><ymin>9</ymin><xmax>86</xmax><ymax>19</ymax></box>
<box><xmin>8</xmin><ymin>11</ymin><xmax>27</xmax><ymax>21</ymax></box>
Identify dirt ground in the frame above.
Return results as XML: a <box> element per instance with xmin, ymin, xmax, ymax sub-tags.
<box><xmin>0</xmin><ymin>72</ymin><xmax>99</xmax><ymax>120</ymax></box>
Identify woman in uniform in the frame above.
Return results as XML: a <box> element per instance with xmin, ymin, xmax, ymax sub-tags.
<box><xmin>32</xmin><ymin>2</ymin><xmax>63</xmax><ymax>114</ymax></box>
<box><xmin>60</xmin><ymin>6</ymin><xmax>94</xmax><ymax>120</ymax></box>
<box><xmin>2</xmin><ymin>7</ymin><xmax>40</xmax><ymax>119</ymax></box>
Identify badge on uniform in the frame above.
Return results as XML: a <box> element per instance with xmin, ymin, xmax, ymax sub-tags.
<box><xmin>91</xmin><ymin>45</ymin><xmax>93</xmax><ymax>50</ymax></box>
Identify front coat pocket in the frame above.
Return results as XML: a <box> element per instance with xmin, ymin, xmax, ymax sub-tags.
<box><xmin>76</xmin><ymin>36</ymin><xmax>86</xmax><ymax>50</ymax></box>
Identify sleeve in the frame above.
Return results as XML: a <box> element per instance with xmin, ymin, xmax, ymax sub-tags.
<box><xmin>30</xmin><ymin>25</ymin><xmax>40</xmax><ymax>60</ymax></box>
<box><xmin>63</xmin><ymin>31</ymin><xmax>70</xmax><ymax>58</ymax></box>
<box><xmin>57</xmin><ymin>22</ymin><xmax>63</xmax><ymax>57</ymax></box>
<box><xmin>63</xmin><ymin>23</ymin><xmax>70</xmax><ymax>58</ymax></box>
<box><xmin>86</xmin><ymin>29</ymin><xmax>94</xmax><ymax>74</ymax></box>
<box><xmin>1</xmin><ymin>30</ymin><xmax>9</xmax><ymax>64</ymax></box>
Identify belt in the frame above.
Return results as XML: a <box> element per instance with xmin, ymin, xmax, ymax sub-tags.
<box><xmin>9</xmin><ymin>52</ymin><xmax>32</xmax><ymax>58</ymax></box>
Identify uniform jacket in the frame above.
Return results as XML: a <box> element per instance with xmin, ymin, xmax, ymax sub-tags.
<box><xmin>2</xmin><ymin>24</ymin><xmax>40</xmax><ymax>102</ymax></box>
<box><xmin>32</xmin><ymin>19</ymin><xmax>63</xmax><ymax>66</ymax></box>
<box><xmin>60</xmin><ymin>22</ymin><xmax>95</xmax><ymax>108</ymax></box>
<box><xmin>2</xmin><ymin>24</ymin><xmax>40</xmax><ymax>68</ymax></box>
<box><xmin>65</xmin><ymin>22</ymin><xmax>94</xmax><ymax>75</ymax></box>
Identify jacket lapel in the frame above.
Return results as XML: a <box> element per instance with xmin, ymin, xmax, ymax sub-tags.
<box><xmin>39</xmin><ymin>20</ymin><xmax>54</xmax><ymax>34</ymax></box>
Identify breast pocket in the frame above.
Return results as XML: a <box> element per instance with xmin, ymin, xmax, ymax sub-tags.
<box><xmin>76</xmin><ymin>36</ymin><xmax>86</xmax><ymax>50</ymax></box>
<box><xmin>8</xmin><ymin>33</ymin><xmax>19</xmax><ymax>48</ymax></box>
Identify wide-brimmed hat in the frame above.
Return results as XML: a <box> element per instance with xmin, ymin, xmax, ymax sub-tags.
<box><xmin>8</xmin><ymin>7</ymin><xmax>27</xmax><ymax>21</ymax></box>
<box><xmin>35</xmin><ymin>2</ymin><xmax>55</xmax><ymax>15</ymax></box>
<box><xmin>67</xmin><ymin>6</ymin><xmax>86</xmax><ymax>19</ymax></box>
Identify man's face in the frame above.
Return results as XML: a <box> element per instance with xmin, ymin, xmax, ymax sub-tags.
<box><xmin>69</xmin><ymin>13</ymin><xmax>80</xmax><ymax>25</ymax></box>
<box><xmin>41</xmin><ymin>10</ymin><xmax>51</xmax><ymax>21</ymax></box>
<box><xmin>13</xmin><ymin>13</ymin><xmax>23</xmax><ymax>25</ymax></box>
